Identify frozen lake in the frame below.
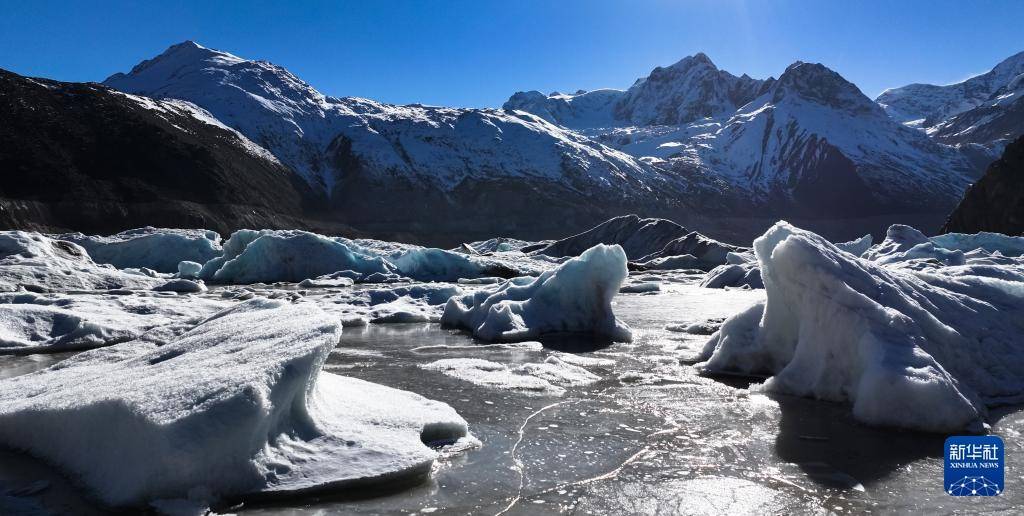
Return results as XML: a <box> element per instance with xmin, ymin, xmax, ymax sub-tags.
<box><xmin>2</xmin><ymin>280</ymin><xmax>1019</xmax><ymax>514</ymax></box>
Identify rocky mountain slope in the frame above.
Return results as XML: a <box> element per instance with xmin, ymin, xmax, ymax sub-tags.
<box><xmin>0</xmin><ymin>68</ymin><xmax>320</xmax><ymax>235</ymax></box>
<box><xmin>942</xmin><ymin>135</ymin><xmax>1024</xmax><ymax>235</ymax></box>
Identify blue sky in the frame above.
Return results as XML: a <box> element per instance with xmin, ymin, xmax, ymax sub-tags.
<box><xmin>1</xmin><ymin>0</ymin><xmax>1022</xmax><ymax>108</ymax></box>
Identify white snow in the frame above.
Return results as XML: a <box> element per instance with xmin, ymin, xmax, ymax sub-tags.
<box><xmin>698</xmin><ymin>222</ymin><xmax>1024</xmax><ymax>432</ymax></box>
<box><xmin>441</xmin><ymin>244</ymin><xmax>632</xmax><ymax>343</ymax></box>
<box><xmin>0</xmin><ymin>299</ymin><xmax>469</xmax><ymax>508</ymax></box>
<box><xmin>58</xmin><ymin>228</ymin><xmax>222</xmax><ymax>273</ymax></box>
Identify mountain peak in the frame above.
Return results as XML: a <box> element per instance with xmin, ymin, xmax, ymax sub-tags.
<box><xmin>667</xmin><ymin>52</ymin><xmax>717</xmax><ymax>71</ymax></box>
<box><xmin>105</xmin><ymin>40</ymin><xmax>247</xmax><ymax>86</ymax></box>
<box><xmin>773</xmin><ymin>61</ymin><xmax>878</xmax><ymax>115</ymax></box>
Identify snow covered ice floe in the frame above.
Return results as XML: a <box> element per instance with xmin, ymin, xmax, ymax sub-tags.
<box><xmin>441</xmin><ymin>244</ymin><xmax>632</xmax><ymax>343</ymax></box>
<box><xmin>420</xmin><ymin>355</ymin><xmax>601</xmax><ymax>395</ymax></box>
<box><xmin>0</xmin><ymin>231</ymin><xmax>164</xmax><ymax>292</ymax></box>
<box><xmin>0</xmin><ymin>299</ymin><xmax>470</xmax><ymax>508</ymax></box>
<box><xmin>58</xmin><ymin>227</ymin><xmax>222</xmax><ymax>273</ymax></box>
<box><xmin>0</xmin><ymin>291</ymin><xmax>229</xmax><ymax>354</ymax></box>
<box><xmin>697</xmin><ymin>222</ymin><xmax>1024</xmax><ymax>433</ymax></box>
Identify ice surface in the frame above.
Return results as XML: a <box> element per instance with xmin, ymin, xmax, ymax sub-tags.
<box><xmin>0</xmin><ymin>299</ymin><xmax>468</xmax><ymax>508</ymax></box>
<box><xmin>0</xmin><ymin>231</ymin><xmax>163</xmax><ymax>292</ymax></box>
<box><xmin>441</xmin><ymin>244</ymin><xmax>632</xmax><ymax>343</ymax></box>
<box><xmin>59</xmin><ymin>228</ymin><xmax>222</xmax><ymax>273</ymax></box>
<box><xmin>698</xmin><ymin>222</ymin><xmax>1024</xmax><ymax>432</ymax></box>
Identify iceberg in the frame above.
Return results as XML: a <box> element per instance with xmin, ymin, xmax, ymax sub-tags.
<box><xmin>199</xmin><ymin>230</ymin><xmax>393</xmax><ymax>284</ymax></box>
<box><xmin>0</xmin><ymin>231</ymin><xmax>163</xmax><ymax>292</ymax></box>
<box><xmin>391</xmin><ymin>247</ymin><xmax>518</xmax><ymax>282</ymax></box>
<box><xmin>631</xmin><ymin>254</ymin><xmax>701</xmax><ymax>271</ymax></box>
<box><xmin>698</xmin><ymin>222</ymin><xmax>1024</xmax><ymax>433</ymax></box>
<box><xmin>637</xmin><ymin>231</ymin><xmax>748</xmax><ymax>271</ymax></box>
<box><xmin>197</xmin><ymin>229</ymin><xmax>534</xmax><ymax>284</ymax></box>
<box><xmin>532</xmin><ymin>214</ymin><xmax>690</xmax><ymax>259</ymax></box>
<box><xmin>930</xmin><ymin>232</ymin><xmax>1024</xmax><ymax>257</ymax></box>
<box><xmin>834</xmin><ymin>233</ymin><xmax>873</xmax><ymax>256</ymax></box>
<box><xmin>700</xmin><ymin>263</ymin><xmax>763</xmax><ymax>289</ymax></box>
<box><xmin>58</xmin><ymin>228</ymin><xmax>223</xmax><ymax>273</ymax></box>
<box><xmin>441</xmin><ymin>244</ymin><xmax>631</xmax><ymax>343</ymax></box>
<box><xmin>0</xmin><ymin>299</ymin><xmax>469</xmax><ymax>508</ymax></box>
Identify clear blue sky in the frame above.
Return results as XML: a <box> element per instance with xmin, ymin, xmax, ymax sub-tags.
<box><xmin>1</xmin><ymin>0</ymin><xmax>1022</xmax><ymax>108</ymax></box>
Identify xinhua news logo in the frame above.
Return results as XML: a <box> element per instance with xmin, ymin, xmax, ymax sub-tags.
<box><xmin>944</xmin><ymin>435</ymin><xmax>1004</xmax><ymax>496</ymax></box>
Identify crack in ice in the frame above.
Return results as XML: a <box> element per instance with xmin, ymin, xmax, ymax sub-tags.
<box><xmin>495</xmin><ymin>401</ymin><xmax>570</xmax><ymax>516</ymax></box>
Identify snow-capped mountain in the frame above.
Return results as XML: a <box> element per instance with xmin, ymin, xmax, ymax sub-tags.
<box><xmin>0</xmin><ymin>67</ymin><xmax>316</xmax><ymax>235</ymax></box>
<box><xmin>614</xmin><ymin>53</ymin><xmax>771</xmax><ymax>126</ymax></box>
<box><xmin>103</xmin><ymin>42</ymin><xmax>696</xmax><ymax>242</ymax></box>
<box><xmin>696</xmin><ymin>62</ymin><xmax>973</xmax><ymax>215</ymax></box>
<box><xmin>876</xmin><ymin>51</ymin><xmax>1024</xmax><ymax>161</ymax></box>
<box><xmin>506</xmin><ymin>56</ymin><xmax>974</xmax><ymax>223</ymax></box>
<box><xmin>504</xmin><ymin>53</ymin><xmax>771</xmax><ymax>129</ymax></box>
<box><xmin>103</xmin><ymin>43</ymin><xmax>669</xmax><ymax>200</ymax></box>
<box><xmin>877</xmin><ymin>51</ymin><xmax>1024</xmax><ymax>127</ymax></box>
<box><xmin>88</xmin><ymin>42</ymin><xmax>982</xmax><ymax>241</ymax></box>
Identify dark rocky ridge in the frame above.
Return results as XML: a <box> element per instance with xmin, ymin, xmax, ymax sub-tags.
<box><xmin>942</xmin><ymin>135</ymin><xmax>1024</xmax><ymax>235</ymax></box>
<box><xmin>0</xmin><ymin>68</ymin><xmax>332</xmax><ymax>236</ymax></box>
